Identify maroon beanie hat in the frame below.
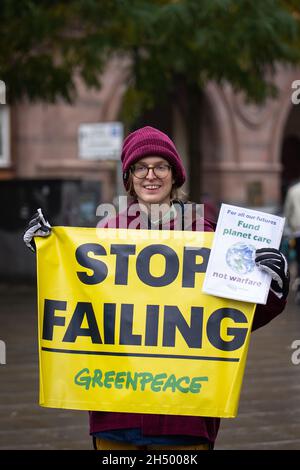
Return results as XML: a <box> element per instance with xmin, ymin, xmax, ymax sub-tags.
<box><xmin>121</xmin><ymin>126</ymin><xmax>186</xmax><ymax>188</ymax></box>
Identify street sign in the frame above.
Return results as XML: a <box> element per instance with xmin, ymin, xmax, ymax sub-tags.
<box><xmin>78</xmin><ymin>122</ymin><xmax>124</xmax><ymax>160</ymax></box>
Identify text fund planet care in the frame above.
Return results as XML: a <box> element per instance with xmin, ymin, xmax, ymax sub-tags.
<box><xmin>223</xmin><ymin>220</ymin><xmax>272</xmax><ymax>244</ymax></box>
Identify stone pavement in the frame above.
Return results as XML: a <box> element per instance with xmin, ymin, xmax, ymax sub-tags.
<box><xmin>217</xmin><ymin>289</ymin><xmax>300</xmax><ymax>450</ymax></box>
<box><xmin>0</xmin><ymin>284</ymin><xmax>90</xmax><ymax>450</ymax></box>
<box><xmin>0</xmin><ymin>283</ymin><xmax>300</xmax><ymax>450</ymax></box>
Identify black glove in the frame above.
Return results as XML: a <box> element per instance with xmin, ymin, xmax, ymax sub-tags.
<box><xmin>23</xmin><ymin>208</ymin><xmax>52</xmax><ymax>252</ymax></box>
<box><xmin>255</xmin><ymin>248</ymin><xmax>290</xmax><ymax>300</ymax></box>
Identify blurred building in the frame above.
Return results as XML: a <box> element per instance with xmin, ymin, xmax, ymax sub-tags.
<box><xmin>1</xmin><ymin>61</ymin><xmax>300</xmax><ymax>279</ymax></box>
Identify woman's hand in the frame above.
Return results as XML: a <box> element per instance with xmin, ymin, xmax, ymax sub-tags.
<box><xmin>255</xmin><ymin>248</ymin><xmax>290</xmax><ymax>300</ymax></box>
<box><xmin>23</xmin><ymin>208</ymin><xmax>52</xmax><ymax>252</ymax></box>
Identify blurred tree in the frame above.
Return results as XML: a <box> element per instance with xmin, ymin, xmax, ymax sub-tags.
<box><xmin>1</xmin><ymin>0</ymin><xmax>300</xmax><ymax>197</ymax></box>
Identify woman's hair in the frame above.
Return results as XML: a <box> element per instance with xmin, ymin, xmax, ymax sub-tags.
<box><xmin>126</xmin><ymin>169</ymin><xmax>187</xmax><ymax>202</ymax></box>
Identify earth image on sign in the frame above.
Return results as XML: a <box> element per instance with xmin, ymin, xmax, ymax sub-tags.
<box><xmin>226</xmin><ymin>242</ymin><xmax>256</xmax><ymax>275</ymax></box>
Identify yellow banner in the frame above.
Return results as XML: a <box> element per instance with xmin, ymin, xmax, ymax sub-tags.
<box><xmin>36</xmin><ymin>227</ymin><xmax>256</xmax><ymax>418</ymax></box>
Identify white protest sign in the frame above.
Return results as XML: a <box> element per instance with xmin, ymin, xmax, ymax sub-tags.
<box><xmin>202</xmin><ymin>204</ymin><xmax>285</xmax><ymax>304</ymax></box>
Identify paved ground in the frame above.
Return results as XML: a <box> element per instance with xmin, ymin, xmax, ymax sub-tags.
<box><xmin>0</xmin><ymin>284</ymin><xmax>91</xmax><ymax>450</ymax></box>
<box><xmin>0</xmin><ymin>283</ymin><xmax>300</xmax><ymax>450</ymax></box>
<box><xmin>217</xmin><ymin>287</ymin><xmax>300</xmax><ymax>449</ymax></box>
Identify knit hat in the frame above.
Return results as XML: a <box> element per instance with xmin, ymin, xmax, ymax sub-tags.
<box><xmin>121</xmin><ymin>126</ymin><xmax>186</xmax><ymax>188</ymax></box>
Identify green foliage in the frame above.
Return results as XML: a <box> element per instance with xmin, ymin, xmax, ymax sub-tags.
<box><xmin>0</xmin><ymin>0</ymin><xmax>299</xmax><ymax>111</ymax></box>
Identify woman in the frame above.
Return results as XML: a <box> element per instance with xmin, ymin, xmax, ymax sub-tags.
<box><xmin>24</xmin><ymin>126</ymin><xmax>289</xmax><ymax>450</ymax></box>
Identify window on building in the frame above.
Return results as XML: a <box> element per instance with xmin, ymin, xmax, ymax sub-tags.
<box><xmin>0</xmin><ymin>107</ymin><xmax>10</xmax><ymax>167</ymax></box>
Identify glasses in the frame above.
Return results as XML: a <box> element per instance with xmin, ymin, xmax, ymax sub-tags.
<box><xmin>131</xmin><ymin>163</ymin><xmax>171</xmax><ymax>179</ymax></box>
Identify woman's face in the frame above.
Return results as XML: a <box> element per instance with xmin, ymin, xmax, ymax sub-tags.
<box><xmin>131</xmin><ymin>156</ymin><xmax>174</xmax><ymax>207</ymax></box>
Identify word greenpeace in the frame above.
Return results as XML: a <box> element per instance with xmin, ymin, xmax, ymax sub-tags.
<box><xmin>74</xmin><ymin>368</ymin><xmax>208</xmax><ymax>393</ymax></box>
<box><xmin>223</xmin><ymin>220</ymin><xmax>271</xmax><ymax>244</ymax></box>
<box><xmin>37</xmin><ymin>229</ymin><xmax>255</xmax><ymax>416</ymax></box>
<box><xmin>0</xmin><ymin>340</ymin><xmax>6</xmax><ymax>364</ymax></box>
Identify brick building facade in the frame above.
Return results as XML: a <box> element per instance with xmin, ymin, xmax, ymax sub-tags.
<box><xmin>1</xmin><ymin>62</ymin><xmax>300</xmax><ymax>278</ymax></box>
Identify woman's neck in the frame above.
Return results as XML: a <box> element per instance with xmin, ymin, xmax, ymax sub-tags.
<box><xmin>137</xmin><ymin>199</ymin><xmax>176</xmax><ymax>224</ymax></box>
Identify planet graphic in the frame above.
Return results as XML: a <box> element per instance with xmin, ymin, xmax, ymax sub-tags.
<box><xmin>226</xmin><ymin>242</ymin><xmax>256</xmax><ymax>275</ymax></box>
